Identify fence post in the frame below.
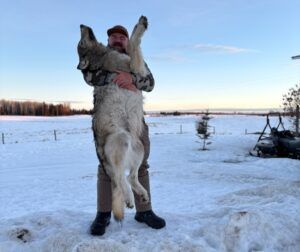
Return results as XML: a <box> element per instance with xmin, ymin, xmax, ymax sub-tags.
<box><xmin>54</xmin><ymin>130</ymin><xmax>57</xmax><ymax>141</ymax></box>
<box><xmin>2</xmin><ymin>133</ymin><xmax>4</xmax><ymax>144</ymax></box>
<box><xmin>296</xmin><ymin>105</ymin><xmax>299</xmax><ymax>135</ymax></box>
<box><xmin>245</xmin><ymin>129</ymin><xmax>247</xmax><ymax>135</ymax></box>
<box><xmin>180</xmin><ymin>125</ymin><xmax>182</xmax><ymax>134</ymax></box>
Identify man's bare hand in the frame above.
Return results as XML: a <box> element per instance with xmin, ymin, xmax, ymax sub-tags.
<box><xmin>113</xmin><ymin>70</ymin><xmax>137</xmax><ymax>92</ymax></box>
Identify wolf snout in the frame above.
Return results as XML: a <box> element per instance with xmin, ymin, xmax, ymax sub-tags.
<box><xmin>77</xmin><ymin>59</ymin><xmax>89</xmax><ymax>70</ymax></box>
<box><xmin>80</xmin><ymin>24</ymin><xmax>89</xmax><ymax>33</ymax></box>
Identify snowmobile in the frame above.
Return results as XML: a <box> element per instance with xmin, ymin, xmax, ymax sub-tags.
<box><xmin>250</xmin><ymin>114</ymin><xmax>300</xmax><ymax>159</ymax></box>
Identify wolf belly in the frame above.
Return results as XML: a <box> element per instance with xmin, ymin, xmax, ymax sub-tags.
<box><xmin>93</xmin><ymin>84</ymin><xmax>144</xmax><ymax>139</ymax></box>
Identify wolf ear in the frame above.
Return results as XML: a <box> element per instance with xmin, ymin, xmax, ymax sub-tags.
<box><xmin>88</xmin><ymin>28</ymin><xmax>96</xmax><ymax>41</ymax></box>
<box><xmin>77</xmin><ymin>59</ymin><xmax>89</xmax><ymax>70</ymax></box>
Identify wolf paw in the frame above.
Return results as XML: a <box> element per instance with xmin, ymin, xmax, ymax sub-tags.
<box><xmin>126</xmin><ymin>200</ymin><xmax>134</xmax><ymax>209</ymax></box>
<box><xmin>139</xmin><ymin>15</ymin><xmax>148</xmax><ymax>29</ymax></box>
<box><xmin>140</xmin><ymin>192</ymin><xmax>149</xmax><ymax>203</ymax></box>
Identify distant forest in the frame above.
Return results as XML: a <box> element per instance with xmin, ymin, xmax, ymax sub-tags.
<box><xmin>0</xmin><ymin>100</ymin><xmax>91</xmax><ymax>116</ymax></box>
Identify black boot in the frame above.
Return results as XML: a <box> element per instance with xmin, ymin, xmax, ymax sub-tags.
<box><xmin>135</xmin><ymin>210</ymin><xmax>166</xmax><ymax>229</ymax></box>
<box><xmin>90</xmin><ymin>211</ymin><xmax>111</xmax><ymax>236</ymax></box>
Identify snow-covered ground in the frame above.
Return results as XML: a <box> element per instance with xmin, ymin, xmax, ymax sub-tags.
<box><xmin>0</xmin><ymin>115</ymin><xmax>299</xmax><ymax>252</ymax></box>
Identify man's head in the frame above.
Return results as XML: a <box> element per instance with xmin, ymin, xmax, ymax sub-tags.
<box><xmin>107</xmin><ymin>25</ymin><xmax>129</xmax><ymax>53</ymax></box>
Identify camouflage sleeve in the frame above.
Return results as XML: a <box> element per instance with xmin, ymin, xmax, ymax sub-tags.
<box><xmin>81</xmin><ymin>69</ymin><xmax>110</xmax><ymax>87</ymax></box>
<box><xmin>131</xmin><ymin>62</ymin><xmax>155</xmax><ymax>92</ymax></box>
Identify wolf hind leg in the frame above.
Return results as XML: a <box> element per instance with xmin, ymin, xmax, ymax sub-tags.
<box><xmin>104</xmin><ymin>131</ymin><xmax>134</xmax><ymax>220</ymax></box>
<box><xmin>121</xmin><ymin>176</ymin><xmax>135</xmax><ymax>209</ymax></box>
<box><xmin>128</xmin><ymin>169</ymin><xmax>149</xmax><ymax>204</ymax></box>
<box><xmin>128</xmin><ymin>140</ymin><xmax>149</xmax><ymax>203</ymax></box>
<box><xmin>110</xmin><ymin>173</ymin><xmax>134</xmax><ymax>221</ymax></box>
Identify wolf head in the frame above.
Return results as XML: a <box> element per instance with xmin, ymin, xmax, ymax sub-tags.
<box><xmin>77</xmin><ymin>25</ymin><xmax>107</xmax><ymax>72</ymax></box>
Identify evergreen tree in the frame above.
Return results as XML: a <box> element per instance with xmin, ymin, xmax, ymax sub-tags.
<box><xmin>196</xmin><ymin>111</ymin><xmax>212</xmax><ymax>150</ymax></box>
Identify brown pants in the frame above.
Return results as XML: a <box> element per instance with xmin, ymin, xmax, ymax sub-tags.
<box><xmin>97</xmin><ymin>121</ymin><xmax>152</xmax><ymax>212</ymax></box>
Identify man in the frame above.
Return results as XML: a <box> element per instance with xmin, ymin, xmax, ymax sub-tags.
<box><xmin>89</xmin><ymin>24</ymin><xmax>166</xmax><ymax>236</ymax></box>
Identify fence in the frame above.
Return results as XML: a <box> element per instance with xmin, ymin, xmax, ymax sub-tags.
<box><xmin>3</xmin><ymin>116</ymin><xmax>281</xmax><ymax>145</ymax></box>
<box><xmin>1</xmin><ymin>124</ymin><xmax>211</xmax><ymax>145</ymax></box>
<box><xmin>1</xmin><ymin>128</ymin><xmax>92</xmax><ymax>144</ymax></box>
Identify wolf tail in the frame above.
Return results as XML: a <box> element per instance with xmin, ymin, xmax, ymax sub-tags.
<box><xmin>112</xmin><ymin>185</ymin><xmax>124</xmax><ymax>221</ymax></box>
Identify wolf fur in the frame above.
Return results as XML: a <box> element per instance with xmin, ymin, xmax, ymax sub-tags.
<box><xmin>77</xmin><ymin>16</ymin><xmax>149</xmax><ymax>221</ymax></box>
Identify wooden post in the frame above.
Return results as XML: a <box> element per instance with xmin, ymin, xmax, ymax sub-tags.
<box><xmin>2</xmin><ymin>133</ymin><xmax>4</xmax><ymax>144</ymax></box>
<box><xmin>296</xmin><ymin>105</ymin><xmax>299</xmax><ymax>135</ymax></box>
<box><xmin>54</xmin><ymin>130</ymin><xmax>57</xmax><ymax>141</ymax></box>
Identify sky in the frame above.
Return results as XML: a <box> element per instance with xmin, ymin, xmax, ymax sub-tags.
<box><xmin>0</xmin><ymin>0</ymin><xmax>299</xmax><ymax>111</ymax></box>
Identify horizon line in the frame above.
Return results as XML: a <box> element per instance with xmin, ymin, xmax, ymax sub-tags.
<box><xmin>0</xmin><ymin>98</ymin><xmax>282</xmax><ymax>112</ymax></box>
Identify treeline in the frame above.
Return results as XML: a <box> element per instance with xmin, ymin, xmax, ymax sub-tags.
<box><xmin>155</xmin><ymin>111</ymin><xmax>291</xmax><ymax>117</ymax></box>
<box><xmin>0</xmin><ymin>100</ymin><xmax>91</xmax><ymax>116</ymax></box>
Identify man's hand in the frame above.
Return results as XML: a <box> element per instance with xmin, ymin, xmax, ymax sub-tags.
<box><xmin>113</xmin><ymin>70</ymin><xmax>137</xmax><ymax>92</ymax></box>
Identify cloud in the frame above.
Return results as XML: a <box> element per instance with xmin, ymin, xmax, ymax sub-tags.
<box><xmin>147</xmin><ymin>43</ymin><xmax>256</xmax><ymax>62</ymax></box>
<box><xmin>193</xmin><ymin>43</ymin><xmax>255</xmax><ymax>53</ymax></box>
<box><xmin>148</xmin><ymin>52</ymin><xmax>188</xmax><ymax>62</ymax></box>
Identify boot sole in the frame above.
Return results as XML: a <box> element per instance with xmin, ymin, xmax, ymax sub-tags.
<box><xmin>135</xmin><ymin>217</ymin><xmax>166</xmax><ymax>229</ymax></box>
<box><xmin>90</xmin><ymin>221</ymin><xmax>110</xmax><ymax>236</ymax></box>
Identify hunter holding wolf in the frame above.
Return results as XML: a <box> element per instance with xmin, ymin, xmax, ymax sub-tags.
<box><xmin>78</xmin><ymin>20</ymin><xmax>165</xmax><ymax>236</ymax></box>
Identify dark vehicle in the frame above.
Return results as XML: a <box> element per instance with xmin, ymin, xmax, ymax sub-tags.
<box><xmin>250</xmin><ymin>114</ymin><xmax>300</xmax><ymax>159</ymax></box>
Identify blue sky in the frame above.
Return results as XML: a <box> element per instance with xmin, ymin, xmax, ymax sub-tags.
<box><xmin>0</xmin><ymin>0</ymin><xmax>299</xmax><ymax>111</ymax></box>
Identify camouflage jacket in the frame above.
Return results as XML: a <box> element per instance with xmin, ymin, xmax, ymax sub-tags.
<box><xmin>130</xmin><ymin>62</ymin><xmax>155</xmax><ymax>92</ymax></box>
<box><xmin>81</xmin><ymin>57</ymin><xmax>154</xmax><ymax>93</ymax></box>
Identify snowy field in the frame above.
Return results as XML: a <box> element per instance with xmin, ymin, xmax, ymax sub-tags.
<box><xmin>0</xmin><ymin>115</ymin><xmax>299</xmax><ymax>252</ymax></box>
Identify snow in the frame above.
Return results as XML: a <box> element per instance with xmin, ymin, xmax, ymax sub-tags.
<box><xmin>0</xmin><ymin>115</ymin><xmax>299</xmax><ymax>252</ymax></box>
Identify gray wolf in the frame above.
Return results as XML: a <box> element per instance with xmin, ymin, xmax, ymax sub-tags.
<box><xmin>77</xmin><ymin>16</ymin><xmax>149</xmax><ymax>221</ymax></box>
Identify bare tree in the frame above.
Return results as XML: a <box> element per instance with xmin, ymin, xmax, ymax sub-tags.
<box><xmin>282</xmin><ymin>83</ymin><xmax>300</xmax><ymax>134</ymax></box>
<box><xmin>0</xmin><ymin>100</ymin><xmax>75</xmax><ymax>116</ymax></box>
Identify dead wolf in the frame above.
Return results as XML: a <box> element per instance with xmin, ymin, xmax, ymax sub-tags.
<box><xmin>77</xmin><ymin>16</ymin><xmax>149</xmax><ymax>221</ymax></box>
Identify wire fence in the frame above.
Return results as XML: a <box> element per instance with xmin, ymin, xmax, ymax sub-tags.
<box><xmin>1</xmin><ymin>124</ymin><xmax>198</xmax><ymax>145</ymax></box>
<box><xmin>1</xmin><ymin>128</ymin><xmax>92</xmax><ymax>144</ymax></box>
<box><xmin>0</xmin><ymin>124</ymin><xmax>264</xmax><ymax>145</ymax></box>
<box><xmin>2</xmin><ymin>115</ymin><xmax>284</xmax><ymax>145</ymax></box>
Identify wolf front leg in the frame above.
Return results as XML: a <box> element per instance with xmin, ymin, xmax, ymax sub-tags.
<box><xmin>130</xmin><ymin>16</ymin><xmax>148</xmax><ymax>47</ymax></box>
<box><xmin>128</xmin><ymin>16</ymin><xmax>148</xmax><ymax>77</ymax></box>
<box><xmin>127</xmin><ymin>139</ymin><xmax>149</xmax><ymax>204</ymax></box>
